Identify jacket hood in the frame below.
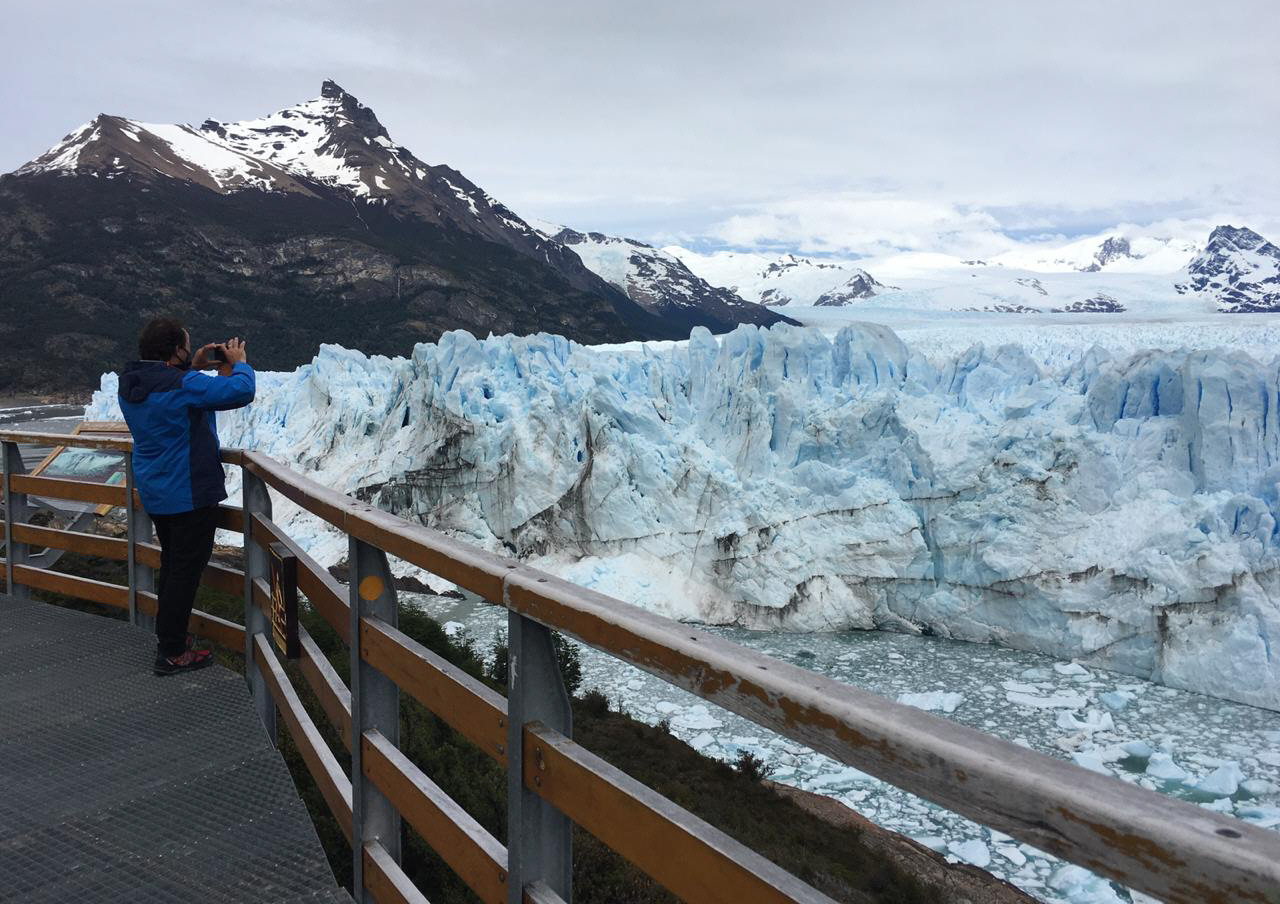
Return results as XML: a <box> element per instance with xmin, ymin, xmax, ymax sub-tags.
<box><xmin>118</xmin><ymin>361</ymin><xmax>184</xmax><ymax>404</ymax></box>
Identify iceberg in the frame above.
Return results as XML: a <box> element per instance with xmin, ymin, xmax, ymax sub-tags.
<box><xmin>88</xmin><ymin>321</ymin><xmax>1280</xmax><ymax>709</ymax></box>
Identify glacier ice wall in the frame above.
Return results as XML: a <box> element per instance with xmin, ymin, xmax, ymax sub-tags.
<box><xmin>90</xmin><ymin>323</ymin><xmax>1280</xmax><ymax>709</ymax></box>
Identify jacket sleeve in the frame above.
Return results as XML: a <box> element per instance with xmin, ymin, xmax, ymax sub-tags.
<box><xmin>182</xmin><ymin>362</ymin><xmax>256</xmax><ymax>411</ymax></box>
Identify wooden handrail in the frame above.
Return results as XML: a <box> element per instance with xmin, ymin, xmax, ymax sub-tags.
<box><xmin>359</xmin><ymin>616</ymin><xmax>508</xmax><ymax>766</ymax></box>
<box><xmin>362</xmin><ymin>729</ymin><xmax>508</xmax><ymax>904</ymax></box>
<box><xmin>9</xmin><ymin>473</ymin><xmax>128</xmax><ymax>507</ymax></box>
<box><xmin>0</xmin><ymin>429</ymin><xmax>132</xmax><ymax>451</ymax></box>
<box><xmin>298</xmin><ymin>626</ymin><xmax>353</xmax><ymax>750</ymax></box>
<box><xmin>12</xmin><ymin>564</ymin><xmax>129</xmax><ymax>609</ymax></box>
<box><xmin>253</xmin><ymin>633</ymin><xmax>353</xmax><ymax>842</ymax></box>
<box><xmin>523</xmin><ymin>721</ymin><xmax>835</xmax><ymax>904</ymax></box>
<box><xmin>238</xmin><ymin>450</ymin><xmax>518</xmax><ymax>602</ymax></box>
<box><xmin>363</xmin><ymin>840</ymin><xmax>429</xmax><ymax>904</ymax></box>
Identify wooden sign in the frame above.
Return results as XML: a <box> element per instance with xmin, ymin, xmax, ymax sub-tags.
<box><xmin>268</xmin><ymin>541</ymin><xmax>299</xmax><ymax>660</ymax></box>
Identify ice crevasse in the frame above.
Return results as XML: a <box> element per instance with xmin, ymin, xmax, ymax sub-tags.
<box><xmin>90</xmin><ymin>322</ymin><xmax>1280</xmax><ymax>710</ymax></box>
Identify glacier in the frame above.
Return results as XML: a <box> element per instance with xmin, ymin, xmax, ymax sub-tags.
<box><xmin>89</xmin><ymin>321</ymin><xmax>1280</xmax><ymax>710</ymax></box>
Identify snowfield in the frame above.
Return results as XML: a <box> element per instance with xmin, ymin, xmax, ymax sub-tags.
<box><xmin>89</xmin><ymin>318</ymin><xmax>1280</xmax><ymax>711</ymax></box>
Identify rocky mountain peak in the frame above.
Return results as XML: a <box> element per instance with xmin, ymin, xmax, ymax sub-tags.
<box><xmin>1177</xmin><ymin>225</ymin><xmax>1280</xmax><ymax>313</ymax></box>
<box><xmin>1205</xmin><ymin>225</ymin><xmax>1271</xmax><ymax>254</ymax></box>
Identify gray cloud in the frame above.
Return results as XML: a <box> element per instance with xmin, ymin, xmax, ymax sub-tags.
<box><xmin>4</xmin><ymin>0</ymin><xmax>1276</xmax><ymax>253</ymax></box>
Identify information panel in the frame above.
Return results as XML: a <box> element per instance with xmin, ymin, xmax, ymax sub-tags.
<box><xmin>268</xmin><ymin>541</ymin><xmax>300</xmax><ymax>660</ymax></box>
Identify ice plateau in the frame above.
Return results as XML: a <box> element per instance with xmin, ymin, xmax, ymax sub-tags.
<box><xmin>90</xmin><ymin>321</ymin><xmax>1280</xmax><ymax>710</ymax></box>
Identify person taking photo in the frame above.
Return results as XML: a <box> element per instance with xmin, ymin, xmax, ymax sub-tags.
<box><xmin>117</xmin><ymin>317</ymin><xmax>254</xmax><ymax>676</ymax></box>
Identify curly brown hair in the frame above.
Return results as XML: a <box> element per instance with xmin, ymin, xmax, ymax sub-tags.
<box><xmin>138</xmin><ymin>317</ymin><xmax>187</xmax><ymax>361</ymax></box>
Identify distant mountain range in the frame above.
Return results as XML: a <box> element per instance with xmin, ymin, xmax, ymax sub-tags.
<box><xmin>529</xmin><ymin>222</ymin><xmax>795</xmax><ymax>331</ymax></box>
<box><xmin>0</xmin><ymin>81</ymin><xmax>786</xmax><ymax>393</ymax></box>
<box><xmin>661</xmin><ymin>249</ymin><xmax>893</xmax><ymax>308</ymax></box>
<box><xmin>669</xmin><ymin>227</ymin><xmax>1280</xmax><ymax>315</ymax></box>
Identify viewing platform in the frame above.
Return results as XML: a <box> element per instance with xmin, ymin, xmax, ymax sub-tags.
<box><xmin>1</xmin><ymin>427</ymin><xmax>1277</xmax><ymax>904</ymax></box>
<box><xmin>0</xmin><ymin>593</ymin><xmax>350</xmax><ymax>904</ymax></box>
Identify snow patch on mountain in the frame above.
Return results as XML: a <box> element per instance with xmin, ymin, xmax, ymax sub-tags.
<box><xmin>89</xmin><ymin>322</ymin><xmax>1280</xmax><ymax>710</ymax></box>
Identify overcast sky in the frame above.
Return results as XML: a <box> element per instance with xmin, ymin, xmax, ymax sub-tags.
<box><xmin>5</xmin><ymin>0</ymin><xmax>1277</xmax><ymax>258</ymax></box>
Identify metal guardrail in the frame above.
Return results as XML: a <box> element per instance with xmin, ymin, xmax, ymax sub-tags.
<box><xmin>2</xmin><ymin>428</ymin><xmax>1278</xmax><ymax>904</ymax></box>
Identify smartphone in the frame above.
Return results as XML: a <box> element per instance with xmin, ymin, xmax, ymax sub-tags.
<box><xmin>209</xmin><ymin>345</ymin><xmax>227</xmax><ymax>364</ymax></box>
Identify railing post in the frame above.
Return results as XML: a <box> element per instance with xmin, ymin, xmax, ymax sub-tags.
<box><xmin>505</xmin><ymin>610</ymin><xmax>573</xmax><ymax>904</ymax></box>
<box><xmin>2</xmin><ymin>441</ymin><xmax>30</xmax><ymax>599</ymax></box>
<box><xmin>242</xmin><ymin>471</ymin><xmax>276</xmax><ymax>742</ymax></box>
<box><xmin>349</xmin><ymin>536</ymin><xmax>401</xmax><ymax>902</ymax></box>
<box><xmin>123</xmin><ymin>452</ymin><xmax>150</xmax><ymax>626</ymax></box>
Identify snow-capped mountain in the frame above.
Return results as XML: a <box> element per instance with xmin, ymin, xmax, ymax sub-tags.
<box><xmin>530</xmin><ymin>222</ymin><xmax>794</xmax><ymax>332</ymax></box>
<box><xmin>984</xmin><ymin>232</ymin><xmax>1199</xmax><ymax>274</ymax></box>
<box><xmin>88</xmin><ymin>322</ymin><xmax>1280</xmax><ymax>711</ymax></box>
<box><xmin>663</xmin><ymin>248</ymin><xmax>891</xmax><ymax>307</ymax></box>
<box><xmin>813</xmin><ymin>270</ymin><xmax>888</xmax><ymax>306</ymax></box>
<box><xmin>1176</xmin><ymin>225</ymin><xmax>1280</xmax><ymax>313</ymax></box>
<box><xmin>0</xmin><ymin>81</ymin><xmax>693</xmax><ymax>391</ymax></box>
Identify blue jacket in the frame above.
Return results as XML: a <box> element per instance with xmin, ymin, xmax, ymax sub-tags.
<box><xmin>118</xmin><ymin>361</ymin><xmax>256</xmax><ymax>515</ymax></box>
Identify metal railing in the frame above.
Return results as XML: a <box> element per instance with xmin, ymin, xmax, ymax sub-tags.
<box><xmin>2</xmin><ymin>427</ymin><xmax>1278</xmax><ymax>904</ymax></box>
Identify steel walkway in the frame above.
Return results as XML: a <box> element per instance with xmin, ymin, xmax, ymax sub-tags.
<box><xmin>0</xmin><ymin>595</ymin><xmax>351</xmax><ymax>903</ymax></box>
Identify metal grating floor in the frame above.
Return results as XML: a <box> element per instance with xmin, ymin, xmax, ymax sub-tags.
<box><xmin>0</xmin><ymin>595</ymin><xmax>352</xmax><ymax>903</ymax></box>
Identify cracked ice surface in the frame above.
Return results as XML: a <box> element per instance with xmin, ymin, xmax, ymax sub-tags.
<box><xmin>88</xmin><ymin>320</ymin><xmax>1280</xmax><ymax>709</ymax></box>
<box><xmin>407</xmin><ymin>591</ymin><xmax>1280</xmax><ymax>904</ymax></box>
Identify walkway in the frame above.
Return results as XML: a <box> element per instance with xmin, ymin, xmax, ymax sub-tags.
<box><xmin>0</xmin><ymin>595</ymin><xmax>351</xmax><ymax>903</ymax></box>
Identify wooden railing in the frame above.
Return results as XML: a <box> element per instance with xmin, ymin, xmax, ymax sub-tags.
<box><xmin>2</xmin><ymin>428</ymin><xmax>1278</xmax><ymax>904</ymax></box>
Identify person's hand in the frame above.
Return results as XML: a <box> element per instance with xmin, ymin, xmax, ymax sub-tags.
<box><xmin>219</xmin><ymin>338</ymin><xmax>247</xmax><ymax>376</ymax></box>
<box><xmin>191</xmin><ymin>343</ymin><xmax>220</xmax><ymax>371</ymax></box>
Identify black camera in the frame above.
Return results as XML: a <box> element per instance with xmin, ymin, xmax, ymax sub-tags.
<box><xmin>208</xmin><ymin>345</ymin><xmax>227</xmax><ymax>364</ymax></box>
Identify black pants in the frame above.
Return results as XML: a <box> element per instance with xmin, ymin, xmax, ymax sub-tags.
<box><xmin>149</xmin><ymin>505</ymin><xmax>219</xmax><ymax>658</ymax></box>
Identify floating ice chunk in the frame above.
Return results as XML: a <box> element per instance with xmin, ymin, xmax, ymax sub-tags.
<box><xmin>1054</xmin><ymin>662</ymin><xmax>1090</xmax><ymax>677</ymax></box>
<box><xmin>654</xmin><ymin>701</ymin><xmax>680</xmax><ymax>715</ymax></box>
<box><xmin>1242</xmin><ymin>778</ymin><xmax>1279</xmax><ymax>796</ymax></box>
<box><xmin>1145</xmin><ymin>753</ymin><xmax>1189</xmax><ymax>782</ymax></box>
<box><xmin>672</xmin><ymin>705</ymin><xmax>723</xmax><ymax>730</ymax></box>
<box><xmin>1122</xmin><ymin>739</ymin><xmax>1155</xmax><ymax>759</ymax></box>
<box><xmin>1071</xmin><ymin>752</ymin><xmax>1111</xmax><ymax>774</ymax></box>
<box><xmin>1056</xmin><ymin>709</ymin><xmax>1115</xmax><ymax>734</ymax></box>
<box><xmin>1020</xmin><ymin>668</ymin><xmax>1053</xmax><ymax>681</ymax></box>
<box><xmin>1099</xmin><ymin>690</ymin><xmax>1135</xmax><ymax>710</ymax></box>
<box><xmin>1200</xmin><ymin>797</ymin><xmax>1234</xmax><ymax>813</ymax></box>
<box><xmin>947</xmin><ymin>839</ymin><xmax>991</xmax><ymax>868</ymax></box>
<box><xmin>1257</xmin><ymin>751</ymin><xmax>1280</xmax><ymax>767</ymax></box>
<box><xmin>897</xmin><ymin>691</ymin><xmax>965</xmax><ymax>713</ymax></box>
<box><xmin>1194</xmin><ymin>762</ymin><xmax>1244</xmax><ymax>796</ymax></box>
<box><xmin>442</xmin><ymin>621</ymin><xmax>465</xmax><ymax>637</ymax></box>
<box><xmin>688</xmin><ymin>732</ymin><xmax>716</xmax><ymax>751</ymax></box>
<box><xmin>1002</xmin><ymin>680</ymin><xmax>1042</xmax><ymax>694</ymax></box>
<box><xmin>1006</xmin><ymin>690</ymin><xmax>1089</xmax><ymax>709</ymax></box>
<box><xmin>1238</xmin><ymin>804</ymin><xmax>1280</xmax><ymax>828</ymax></box>
<box><xmin>1048</xmin><ymin>865</ymin><xmax>1127</xmax><ymax>904</ymax></box>
<box><xmin>912</xmin><ymin>835</ymin><xmax>947</xmax><ymax>852</ymax></box>
<box><xmin>808</xmin><ymin>766</ymin><xmax>877</xmax><ymax>789</ymax></box>
<box><xmin>996</xmin><ymin>845</ymin><xmax>1027</xmax><ymax>867</ymax></box>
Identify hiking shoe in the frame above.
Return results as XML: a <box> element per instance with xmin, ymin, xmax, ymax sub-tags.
<box><xmin>154</xmin><ymin>648</ymin><xmax>213</xmax><ymax>677</ymax></box>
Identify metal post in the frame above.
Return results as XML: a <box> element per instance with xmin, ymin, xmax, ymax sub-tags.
<box><xmin>127</xmin><ymin>455</ymin><xmax>156</xmax><ymax>632</ymax></box>
<box><xmin>505</xmin><ymin>610</ymin><xmax>573</xmax><ymax>904</ymax></box>
<box><xmin>242</xmin><ymin>471</ymin><xmax>276</xmax><ymax>741</ymax></box>
<box><xmin>349</xmin><ymin>536</ymin><xmax>401</xmax><ymax>902</ymax></box>
<box><xmin>3</xmin><ymin>441</ymin><xmax>30</xmax><ymax>599</ymax></box>
<box><xmin>125</xmin><ymin>453</ymin><xmax>139</xmax><ymax>624</ymax></box>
